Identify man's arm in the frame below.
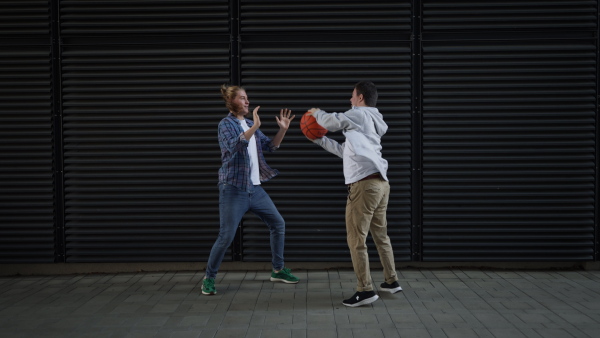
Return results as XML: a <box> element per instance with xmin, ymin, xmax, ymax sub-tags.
<box><xmin>307</xmin><ymin>107</ymin><xmax>359</xmax><ymax>132</ymax></box>
<box><xmin>313</xmin><ymin>136</ymin><xmax>344</xmax><ymax>158</ymax></box>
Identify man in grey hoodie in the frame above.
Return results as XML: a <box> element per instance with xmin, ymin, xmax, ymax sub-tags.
<box><xmin>306</xmin><ymin>81</ymin><xmax>402</xmax><ymax>307</ymax></box>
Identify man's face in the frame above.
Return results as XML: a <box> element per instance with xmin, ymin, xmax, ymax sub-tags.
<box><xmin>232</xmin><ymin>90</ymin><xmax>250</xmax><ymax>115</ymax></box>
<box><xmin>350</xmin><ymin>88</ymin><xmax>362</xmax><ymax>107</ymax></box>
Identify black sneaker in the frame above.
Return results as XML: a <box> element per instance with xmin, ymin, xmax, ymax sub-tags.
<box><xmin>342</xmin><ymin>291</ymin><xmax>379</xmax><ymax>307</ymax></box>
<box><xmin>380</xmin><ymin>281</ymin><xmax>402</xmax><ymax>294</ymax></box>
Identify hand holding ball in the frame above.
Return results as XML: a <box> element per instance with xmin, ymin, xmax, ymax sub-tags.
<box><xmin>300</xmin><ymin>112</ymin><xmax>327</xmax><ymax>140</ymax></box>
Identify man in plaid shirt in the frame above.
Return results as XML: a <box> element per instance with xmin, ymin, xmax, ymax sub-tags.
<box><xmin>202</xmin><ymin>84</ymin><xmax>299</xmax><ymax>296</ymax></box>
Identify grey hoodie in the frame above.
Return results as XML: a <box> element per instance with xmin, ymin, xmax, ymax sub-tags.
<box><xmin>313</xmin><ymin>106</ymin><xmax>389</xmax><ymax>184</ymax></box>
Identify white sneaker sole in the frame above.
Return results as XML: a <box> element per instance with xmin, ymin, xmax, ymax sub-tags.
<box><xmin>380</xmin><ymin>286</ymin><xmax>402</xmax><ymax>294</ymax></box>
<box><xmin>270</xmin><ymin>277</ymin><xmax>299</xmax><ymax>284</ymax></box>
<box><xmin>343</xmin><ymin>294</ymin><xmax>379</xmax><ymax>307</ymax></box>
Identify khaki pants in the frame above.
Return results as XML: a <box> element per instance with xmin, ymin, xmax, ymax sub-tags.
<box><xmin>346</xmin><ymin>178</ymin><xmax>397</xmax><ymax>292</ymax></box>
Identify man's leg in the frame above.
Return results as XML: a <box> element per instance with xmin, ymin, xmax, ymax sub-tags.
<box><xmin>369</xmin><ymin>180</ymin><xmax>398</xmax><ymax>284</ymax></box>
<box><xmin>346</xmin><ymin>179</ymin><xmax>386</xmax><ymax>291</ymax></box>
<box><xmin>249</xmin><ymin>185</ymin><xmax>285</xmax><ymax>271</ymax></box>
<box><xmin>205</xmin><ymin>183</ymin><xmax>249</xmax><ymax>279</ymax></box>
<box><xmin>250</xmin><ymin>185</ymin><xmax>299</xmax><ymax>284</ymax></box>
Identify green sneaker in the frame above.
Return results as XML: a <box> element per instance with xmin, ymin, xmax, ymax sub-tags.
<box><xmin>270</xmin><ymin>267</ymin><xmax>299</xmax><ymax>284</ymax></box>
<box><xmin>202</xmin><ymin>277</ymin><xmax>216</xmax><ymax>295</ymax></box>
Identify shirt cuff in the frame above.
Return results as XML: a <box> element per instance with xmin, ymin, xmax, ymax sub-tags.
<box><xmin>268</xmin><ymin>142</ymin><xmax>279</xmax><ymax>151</ymax></box>
<box><xmin>238</xmin><ymin>132</ymin><xmax>249</xmax><ymax>144</ymax></box>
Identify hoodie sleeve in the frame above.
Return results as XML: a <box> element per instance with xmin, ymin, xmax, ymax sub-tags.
<box><xmin>313</xmin><ymin>109</ymin><xmax>362</xmax><ymax>132</ymax></box>
<box><xmin>313</xmin><ymin>135</ymin><xmax>344</xmax><ymax>158</ymax></box>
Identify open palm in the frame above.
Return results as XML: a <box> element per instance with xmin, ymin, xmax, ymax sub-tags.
<box><xmin>275</xmin><ymin>108</ymin><xmax>295</xmax><ymax>129</ymax></box>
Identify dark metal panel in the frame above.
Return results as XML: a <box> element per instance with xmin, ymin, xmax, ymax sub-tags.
<box><xmin>596</xmin><ymin>4</ymin><xmax>600</xmax><ymax>262</ymax></box>
<box><xmin>0</xmin><ymin>1</ymin><xmax>55</xmax><ymax>263</ymax></box>
<box><xmin>422</xmin><ymin>40</ymin><xmax>597</xmax><ymax>261</ymax></box>
<box><xmin>60</xmin><ymin>0</ymin><xmax>229</xmax><ymax>36</ymax></box>
<box><xmin>0</xmin><ymin>0</ymin><xmax>50</xmax><ymax>37</ymax></box>
<box><xmin>239</xmin><ymin>40</ymin><xmax>413</xmax><ymax>262</ymax></box>
<box><xmin>241</xmin><ymin>0</ymin><xmax>411</xmax><ymax>33</ymax></box>
<box><xmin>61</xmin><ymin>43</ymin><xmax>230</xmax><ymax>262</ymax></box>
<box><xmin>0</xmin><ymin>45</ymin><xmax>56</xmax><ymax>262</ymax></box>
<box><xmin>423</xmin><ymin>0</ymin><xmax>598</xmax><ymax>32</ymax></box>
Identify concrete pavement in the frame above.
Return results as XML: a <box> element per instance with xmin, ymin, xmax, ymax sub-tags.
<box><xmin>1</xmin><ymin>268</ymin><xmax>599</xmax><ymax>337</ymax></box>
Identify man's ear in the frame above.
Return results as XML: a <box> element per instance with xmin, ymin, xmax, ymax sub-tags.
<box><xmin>359</xmin><ymin>94</ymin><xmax>365</xmax><ymax>104</ymax></box>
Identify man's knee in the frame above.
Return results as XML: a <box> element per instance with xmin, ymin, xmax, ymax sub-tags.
<box><xmin>269</xmin><ymin>217</ymin><xmax>285</xmax><ymax>234</ymax></box>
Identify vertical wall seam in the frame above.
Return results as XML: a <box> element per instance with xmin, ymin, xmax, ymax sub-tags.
<box><xmin>411</xmin><ymin>0</ymin><xmax>424</xmax><ymax>262</ymax></box>
<box><xmin>50</xmin><ymin>0</ymin><xmax>65</xmax><ymax>262</ymax></box>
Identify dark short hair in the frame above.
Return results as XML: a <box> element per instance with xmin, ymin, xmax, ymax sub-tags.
<box><xmin>354</xmin><ymin>81</ymin><xmax>378</xmax><ymax>107</ymax></box>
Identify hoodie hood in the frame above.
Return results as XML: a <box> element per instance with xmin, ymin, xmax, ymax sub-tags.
<box><xmin>350</xmin><ymin>106</ymin><xmax>388</xmax><ymax>137</ymax></box>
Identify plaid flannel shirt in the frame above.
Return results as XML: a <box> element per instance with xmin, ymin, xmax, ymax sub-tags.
<box><xmin>217</xmin><ymin>113</ymin><xmax>279</xmax><ymax>193</ymax></box>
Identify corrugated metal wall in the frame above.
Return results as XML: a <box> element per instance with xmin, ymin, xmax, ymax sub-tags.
<box><xmin>60</xmin><ymin>0</ymin><xmax>230</xmax><ymax>262</ymax></box>
<box><xmin>420</xmin><ymin>1</ymin><xmax>598</xmax><ymax>261</ymax></box>
<box><xmin>0</xmin><ymin>0</ymin><xmax>597</xmax><ymax>264</ymax></box>
<box><xmin>238</xmin><ymin>1</ymin><xmax>413</xmax><ymax>262</ymax></box>
<box><xmin>0</xmin><ymin>1</ymin><xmax>55</xmax><ymax>262</ymax></box>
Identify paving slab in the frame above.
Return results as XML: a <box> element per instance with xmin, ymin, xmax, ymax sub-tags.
<box><xmin>0</xmin><ymin>268</ymin><xmax>599</xmax><ymax>337</ymax></box>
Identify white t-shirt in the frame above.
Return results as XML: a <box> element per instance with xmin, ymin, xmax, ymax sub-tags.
<box><xmin>240</xmin><ymin>119</ymin><xmax>261</xmax><ymax>185</ymax></box>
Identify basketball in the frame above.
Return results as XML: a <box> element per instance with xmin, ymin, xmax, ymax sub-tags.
<box><xmin>300</xmin><ymin>112</ymin><xmax>328</xmax><ymax>140</ymax></box>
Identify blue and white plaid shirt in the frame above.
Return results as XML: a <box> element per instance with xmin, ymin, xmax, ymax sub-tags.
<box><xmin>217</xmin><ymin>113</ymin><xmax>279</xmax><ymax>193</ymax></box>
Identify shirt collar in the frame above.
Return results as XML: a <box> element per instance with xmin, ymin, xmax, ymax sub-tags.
<box><xmin>227</xmin><ymin>112</ymin><xmax>245</xmax><ymax>125</ymax></box>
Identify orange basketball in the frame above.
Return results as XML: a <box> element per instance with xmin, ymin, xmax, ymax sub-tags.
<box><xmin>300</xmin><ymin>112</ymin><xmax>328</xmax><ymax>140</ymax></box>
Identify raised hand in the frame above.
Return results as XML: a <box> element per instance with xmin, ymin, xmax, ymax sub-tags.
<box><xmin>275</xmin><ymin>108</ymin><xmax>295</xmax><ymax>130</ymax></box>
<box><xmin>252</xmin><ymin>106</ymin><xmax>261</xmax><ymax>128</ymax></box>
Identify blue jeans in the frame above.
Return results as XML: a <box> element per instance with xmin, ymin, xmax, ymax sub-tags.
<box><xmin>205</xmin><ymin>183</ymin><xmax>285</xmax><ymax>278</ymax></box>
